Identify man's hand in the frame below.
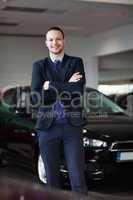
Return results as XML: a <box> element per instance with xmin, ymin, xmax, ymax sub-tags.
<box><xmin>69</xmin><ymin>72</ymin><xmax>82</xmax><ymax>83</ymax></box>
<box><xmin>43</xmin><ymin>81</ymin><xmax>50</xmax><ymax>90</ymax></box>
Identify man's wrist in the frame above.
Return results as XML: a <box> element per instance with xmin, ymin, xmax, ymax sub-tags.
<box><xmin>43</xmin><ymin>81</ymin><xmax>50</xmax><ymax>90</ymax></box>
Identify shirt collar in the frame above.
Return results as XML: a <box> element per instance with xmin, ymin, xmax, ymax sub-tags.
<box><xmin>49</xmin><ymin>52</ymin><xmax>64</xmax><ymax>63</ymax></box>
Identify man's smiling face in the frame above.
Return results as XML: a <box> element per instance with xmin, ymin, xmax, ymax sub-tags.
<box><xmin>45</xmin><ymin>30</ymin><xmax>65</xmax><ymax>55</ymax></box>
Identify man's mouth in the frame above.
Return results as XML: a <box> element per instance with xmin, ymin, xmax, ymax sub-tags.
<box><xmin>52</xmin><ymin>47</ymin><xmax>59</xmax><ymax>49</ymax></box>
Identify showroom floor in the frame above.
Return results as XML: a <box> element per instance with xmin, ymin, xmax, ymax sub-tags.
<box><xmin>0</xmin><ymin>166</ymin><xmax>133</xmax><ymax>200</ymax></box>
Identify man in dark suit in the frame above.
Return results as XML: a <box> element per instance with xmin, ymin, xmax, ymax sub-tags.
<box><xmin>31</xmin><ymin>27</ymin><xmax>87</xmax><ymax>194</ymax></box>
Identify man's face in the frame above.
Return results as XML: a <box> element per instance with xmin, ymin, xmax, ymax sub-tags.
<box><xmin>45</xmin><ymin>30</ymin><xmax>65</xmax><ymax>55</ymax></box>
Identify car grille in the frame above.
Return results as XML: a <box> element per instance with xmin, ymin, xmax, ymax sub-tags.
<box><xmin>110</xmin><ymin>141</ymin><xmax>133</xmax><ymax>151</ymax></box>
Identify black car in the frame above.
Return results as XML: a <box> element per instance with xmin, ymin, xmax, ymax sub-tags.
<box><xmin>0</xmin><ymin>86</ymin><xmax>133</xmax><ymax>185</ymax></box>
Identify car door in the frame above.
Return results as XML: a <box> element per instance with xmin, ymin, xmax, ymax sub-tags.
<box><xmin>0</xmin><ymin>85</ymin><xmax>37</xmax><ymax>166</ymax></box>
<box><xmin>9</xmin><ymin>112</ymin><xmax>36</xmax><ymax>166</ymax></box>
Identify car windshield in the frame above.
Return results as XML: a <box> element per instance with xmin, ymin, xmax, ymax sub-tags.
<box><xmin>1</xmin><ymin>86</ymin><xmax>125</xmax><ymax>118</ymax></box>
<box><xmin>84</xmin><ymin>89</ymin><xmax>125</xmax><ymax>116</ymax></box>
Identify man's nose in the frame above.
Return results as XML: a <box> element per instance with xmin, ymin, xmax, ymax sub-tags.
<box><xmin>53</xmin><ymin>40</ymin><xmax>58</xmax><ymax>44</ymax></box>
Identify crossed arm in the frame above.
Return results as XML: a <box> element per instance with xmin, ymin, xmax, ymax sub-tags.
<box><xmin>31</xmin><ymin>58</ymin><xmax>86</xmax><ymax>105</ymax></box>
<box><xmin>43</xmin><ymin>58</ymin><xmax>86</xmax><ymax>93</ymax></box>
<box><xmin>43</xmin><ymin>72</ymin><xmax>83</xmax><ymax>89</ymax></box>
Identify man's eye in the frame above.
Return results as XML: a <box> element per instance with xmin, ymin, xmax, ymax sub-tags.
<box><xmin>48</xmin><ymin>38</ymin><xmax>62</xmax><ymax>42</ymax></box>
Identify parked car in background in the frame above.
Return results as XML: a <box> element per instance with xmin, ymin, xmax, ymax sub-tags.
<box><xmin>0</xmin><ymin>86</ymin><xmax>133</xmax><ymax>185</ymax></box>
<box><xmin>109</xmin><ymin>92</ymin><xmax>133</xmax><ymax>116</ymax></box>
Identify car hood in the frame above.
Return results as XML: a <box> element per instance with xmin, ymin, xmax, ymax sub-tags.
<box><xmin>84</xmin><ymin>115</ymin><xmax>133</xmax><ymax>142</ymax></box>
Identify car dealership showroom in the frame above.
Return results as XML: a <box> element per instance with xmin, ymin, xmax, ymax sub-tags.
<box><xmin>1</xmin><ymin>0</ymin><xmax>133</xmax><ymax>199</ymax></box>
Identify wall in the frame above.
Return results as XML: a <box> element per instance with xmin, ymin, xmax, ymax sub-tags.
<box><xmin>84</xmin><ymin>23</ymin><xmax>133</xmax><ymax>85</ymax></box>
<box><xmin>0</xmin><ymin>36</ymin><xmax>45</xmax><ymax>88</ymax></box>
<box><xmin>85</xmin><ymin>23</ymin><xmax>133</xmax><ymax>57</ymax></box>
<box><xmin>99</xmin><ymin>50</ymin><xmax>133</xmax><ymax>82</ymax></box>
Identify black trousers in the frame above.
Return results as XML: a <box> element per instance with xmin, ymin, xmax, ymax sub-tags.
<box><xmin>38</xmin><ymin>122</ymin><xmax>87</xmax><ymax>194</ymax></box>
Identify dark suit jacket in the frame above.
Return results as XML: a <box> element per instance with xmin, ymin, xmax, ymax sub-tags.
<box><xmin>31</xmin><ymin>54</ymin><xmax>86</xmax><ymax>130</ymax></box>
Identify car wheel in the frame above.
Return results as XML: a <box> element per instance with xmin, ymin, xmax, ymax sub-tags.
<box><xmin>37</xmin><ymin>154</ymin><xmax>47</xmax><ymax>184</ymax></box>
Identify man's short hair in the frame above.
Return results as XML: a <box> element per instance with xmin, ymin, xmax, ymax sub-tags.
<box><xmin>45</xmin><ymin>26</ymin><xmax>65</xmax><ymax>38</ymax></box>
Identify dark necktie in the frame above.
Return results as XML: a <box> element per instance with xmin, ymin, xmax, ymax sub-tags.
<box><xmin>52</xmin><ymin>60</ymin><xmax>66</xmax><ymax>121</ymax></box>
<box><xmin>53</xmin><ymin>60</ymin><xmax>61</xmax><ymax>73</ymax></box>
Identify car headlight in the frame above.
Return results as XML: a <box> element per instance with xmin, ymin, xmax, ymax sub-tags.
<box><xmin>83</xmin><ymin>137</ymin><xmax>107</xmax><ymax>148</ymax></box>
<box><xmin>82</xmin><ymin>128</ymin><xmax>87</xmax><ymax>133</ymax></box>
